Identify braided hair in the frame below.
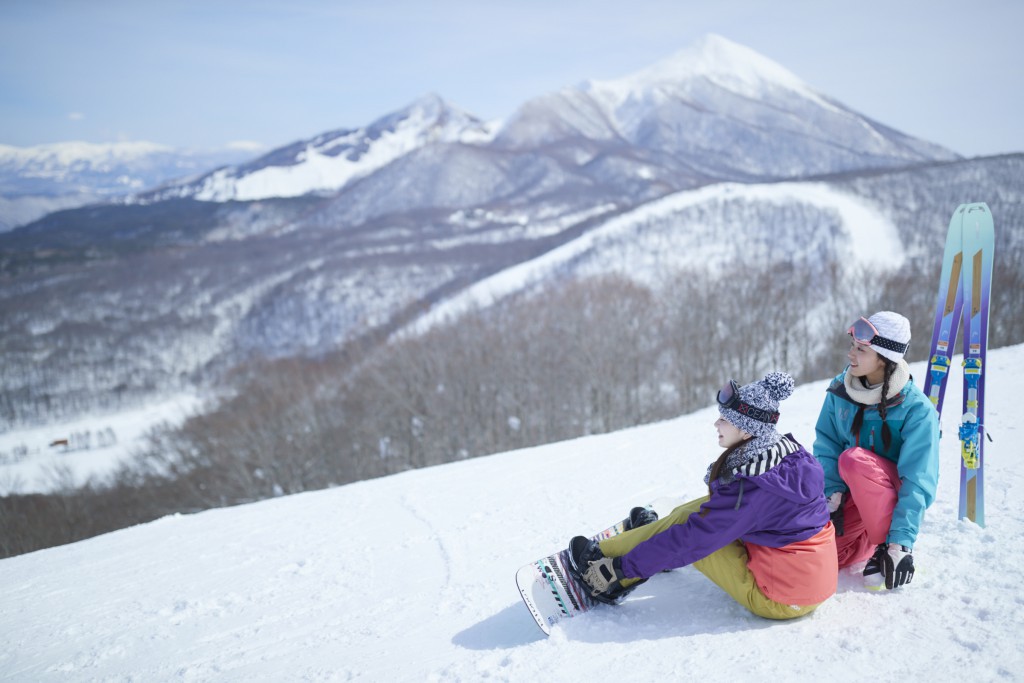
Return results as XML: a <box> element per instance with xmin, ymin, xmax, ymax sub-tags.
<box><xmin>877</xmin><ymin>357</ymin><xmax>897</xmax><ymax>450</ymax></box>
<box><xmin>850</xmin><ymin>357</ymin><xmax>898</xmax><ymax>451</ymax></box>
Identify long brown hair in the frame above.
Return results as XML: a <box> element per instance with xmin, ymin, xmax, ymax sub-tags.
<box><xmin>705</xmin><ymin>438</ymin><xmax>751</xmax><ymax>498</ymax></box>
<box><xmin>699</xmin><ymin>439</ymin><xmax>751</xmax><ymax>517</ymax></box>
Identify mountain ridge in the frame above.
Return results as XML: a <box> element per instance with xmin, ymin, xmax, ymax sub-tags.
<box><xmin>145</xmin><ymin>94</ymin><xmax>496</xmax><ymax>204</ymax></box>
<box><xmin>125</xmin><ymin>34</ymin><xmax>958</xmax><ymax>206</ymax></box>
<box><xmin>0</xmin><ymin>35</ymin><xmax>1018</xmax><ymax>430</ymax></box>
<box><xmin>0</xmin><ymin>141</ymin><xmax>261</xmax><ymax>231</ymax></box>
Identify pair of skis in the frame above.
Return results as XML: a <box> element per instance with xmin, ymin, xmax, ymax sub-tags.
<box><xmin>922</xmin><ymin>203</ymin><xmax>995</xmax><ymax>526</ymax></box>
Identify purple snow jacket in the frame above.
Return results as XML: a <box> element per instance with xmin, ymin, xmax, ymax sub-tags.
<box><xmin>619</xmin><ymin>435</ymin><xmax>831</xmax><ymax>581</ymax></box>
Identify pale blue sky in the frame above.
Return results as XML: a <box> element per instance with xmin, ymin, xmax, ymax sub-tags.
<box><xmin>1</xmin><ymin>0</ymin><xmax>1021</xmax><ymax>157</ymax></box>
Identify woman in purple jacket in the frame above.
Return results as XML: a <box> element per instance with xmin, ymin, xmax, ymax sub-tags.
<box><xmin>568</xmin><ymin>371</ymin><xmax>838</xmax><ymax>619</ymax></box>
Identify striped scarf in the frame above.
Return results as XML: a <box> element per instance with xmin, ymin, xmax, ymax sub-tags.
<box><xmin>704</xmin><ymin>433</ymin><xmax>800</xmax><ymax>486</ymax></box>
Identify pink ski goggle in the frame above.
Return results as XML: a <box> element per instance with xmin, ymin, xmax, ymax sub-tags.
<box><xmin>848</xmin><ymin>317</ymin><xmax>909</xmax><ymax>354</ymax></box>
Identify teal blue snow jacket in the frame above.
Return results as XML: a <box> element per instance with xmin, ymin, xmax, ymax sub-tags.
<box><xmin>813</xmin><ymin>368</ymin><xmax>939</xmax><ymax>548</ymax></box>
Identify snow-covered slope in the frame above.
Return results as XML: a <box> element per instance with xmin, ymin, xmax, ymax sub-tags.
<box><xmin>1</xmin><ymin>345</ymin><xmax>1020</xmax><ymax>680</ymax></box>
<box><xmin>153</xmin><ymin>94</ymin><xmax>496</xmax><ymax>203</ymax></box>
<box><xmin>409</xmin><ymin>180</ymin><xmax>904</xmax><ymax>332</ymax></box>
<box><xmin>0</xmin><ymin>393</ymin><xmax>202</xmax><ymax>495</ymax></box>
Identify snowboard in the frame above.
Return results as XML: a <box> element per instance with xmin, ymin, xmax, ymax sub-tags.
<box><xmin>515</xmin><ymin>496</ymin><xmax>684</xmax><ymax>636</ymax></box>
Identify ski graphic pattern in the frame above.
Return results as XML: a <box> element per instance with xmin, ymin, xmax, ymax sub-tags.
<box><xmin>516</xmin><ymin>529</ymin><xmax>614</xmax><ymax>635</ymax></box>
<box><xmin>957</xmin><ymin>203</ymin><xmax>994</xmax><ymax>526</ymax></box>
<box><xmin>515</xmin><ymin>497</ymin><xmax>683</xmax><ymax>635</ymax></box>
<box><xmin>923</xmin><ymin>206</ymin><xmax>965</xmax><ymax>415</ymax></box>
<box><xmin>924</xmin><ymin>203</ymin><xmax>994</xmax><ymax>527</ymax></box>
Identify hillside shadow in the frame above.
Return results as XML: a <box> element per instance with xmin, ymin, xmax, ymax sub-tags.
<box><xmin>452</xmin><ymin>603</ymin><xmax>545</xmax><ymax>649</ymax></box>
<box><xmin>563</xmin><ymin>572</ymin><xmax>787</xmax><ymax>644</ymax></box>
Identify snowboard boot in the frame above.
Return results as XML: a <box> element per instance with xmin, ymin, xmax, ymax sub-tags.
<box><xmin>626</xmin><ymin>506</ymin><xmax>658</xmax><ymax>530</ymax></box>
<box><xmin>567</xmin><ymin>536</ymin><xmax>644</xmax><ymax>605</ymax></box>
<box><xmin>863</xmin><ymin>543</ymin><xmax>887</xmax><ymax>591</ymax></box>
<box><xmin>567</xmin><ymin>536</ymin><xmax>603</xmax><ymax>579</ymax></box>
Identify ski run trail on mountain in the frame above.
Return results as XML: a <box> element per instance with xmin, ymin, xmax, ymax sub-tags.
<box><xmin>1</xmin><ymin>345</ymin><xmax>1022</xmax><ymax>682</ymax></box>
<box><xmin>408</xmin><ymin>181</ymin><xmax>904</xmax><ymax>336</ymax></box>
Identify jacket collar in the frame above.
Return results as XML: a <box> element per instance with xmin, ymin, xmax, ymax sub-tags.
<box><xmin>730</xmin><ymin>433</ymin><xmax>801</xmax><ymax>479</ymax></box>
<box><xmin>827</xmin><ymin>364</ymin><xmax>913</xmax><ymax>409</ymax></box>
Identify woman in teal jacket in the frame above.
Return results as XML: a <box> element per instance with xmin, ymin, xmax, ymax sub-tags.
<box><xmin>814</xmin><ymin>311</ymin><xmax>939</xmax><ymax>591</ymax></box>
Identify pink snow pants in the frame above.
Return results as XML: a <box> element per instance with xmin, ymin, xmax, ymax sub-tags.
<box><xmin>836</xmin><ymin>447</ymin><xmax>902</xmax><ymax>568</ymax></box>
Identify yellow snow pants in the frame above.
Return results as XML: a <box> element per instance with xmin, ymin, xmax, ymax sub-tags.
<box><xmin>598</xmin><ymin>496</ymin><xmax>820</xmax><ymax>620</ymax></box>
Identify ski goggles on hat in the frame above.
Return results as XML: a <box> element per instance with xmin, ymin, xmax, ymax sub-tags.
<box><xmin>848</xmin><ymin>317</ymin><xmax>909</xmax><ymax>354</ymax></box>
<box><xmin>716</xmin><ymin>379</ymin><xmax>780</xmax><ymax>424</ymax></box>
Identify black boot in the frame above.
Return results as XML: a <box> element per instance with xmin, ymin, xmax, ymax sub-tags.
<box><xmin>567</xmin><ymin>536</ymin><xmax>603</xmax><ymax>580</ymax></box>
<box><xmin>566</xmin><ymin>536</ymin><xmax>643</xmax><ymax>605</ymax></box>
<box><xmin>627</xmin><ymin>506</ymin><xmax>658</xmax><ymax>530</ymax></box>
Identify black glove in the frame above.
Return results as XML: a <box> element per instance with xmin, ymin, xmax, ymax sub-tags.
<box><xmin>882</xmin><ymin>544</ymin><xmax>914</xmax><ymax>589</ymax></box>
<box><xmin>826</xmin><ymin>492</ymin><xmax>846</xmax><ymax>536</ymax></box>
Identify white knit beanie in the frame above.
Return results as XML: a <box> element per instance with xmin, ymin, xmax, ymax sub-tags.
<box><xmin>866</xmin><ymin>311</ymin><xmax>911</xmax><ymax>363</ymax></box>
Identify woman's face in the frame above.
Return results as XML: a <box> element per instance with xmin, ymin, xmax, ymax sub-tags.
<box><xmin>847</xmin><ymin>340</ymin><xmax>886</xmax><ymax>384</ymax></box>
<box><xmin>715</xmin><ymin>416</ymin><xmax>750</xmax><ymax>448</ymax></box>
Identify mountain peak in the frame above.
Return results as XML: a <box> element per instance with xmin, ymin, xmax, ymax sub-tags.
<box><xmin>400</xmin><ymin>92</ymin><xmax>450</xmax><ymax>118</ymax></box>
<box><xmin>381</xmin><ymin>93</ymin><xmax>493</xmax><ymax>143</ymax></box>
<box><xmin>497</xmin><ymin>33</ymin><xmax>956</xmax><ymax>176</ymax></box>
<box><xmin>172</xmin><ymin>93</ymin><xmax>496</xmax><ymax>202</ymax></box>
<box><xmin>587</xmin><ymin>33</ymin><xmax>812</xmax><ymax>100</ymax></box>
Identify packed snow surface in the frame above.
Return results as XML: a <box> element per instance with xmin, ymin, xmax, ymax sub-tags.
<box><xmin>1</xmin><ymin>345</ymin><xmax>1020</xmax><ymax>681</ymax></box>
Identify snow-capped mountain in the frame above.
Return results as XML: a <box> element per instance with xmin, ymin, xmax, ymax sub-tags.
<box><xmin>1</xmin><ymin>34</ymin><xmax>1019</xmax><ymax>430</ymax></box>
<box><xmin>150</xmin><ymin>94</ymin><xmax>497</xmax><ymax>203</ymax></box>
<box><xmin>0</xmin><ymin>141</ymin><xmax>264</xmax><ymax>197</ymax></box>
<box><xmin>0</xmin><ymin>141</ymin><xmax>174</xmax><ymax>194</ymax></box>
<box><xmin>495</xmin><ymin>35</ymin><xmax>957</xmax><ymax>177</ymax></box>
<box><xmin>142</xmin><ymin>35</ymin><xmax>958</xmax><ymax>211</ymax></box>
<box><xmin>0</xmin><ymin>141</ymin><xmax>259</xmax><ymax>231</ymax></box>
